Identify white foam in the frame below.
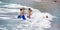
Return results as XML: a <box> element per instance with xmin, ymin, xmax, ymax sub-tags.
<box><xmin>0</xmin><ymin>17</ymin><xmax>11</xmax><ymax>19</ymax></box>
<box><xmin>0</xmin><ymin>27</ymin><xmax>7</xmax><ymax>30</ymax></box>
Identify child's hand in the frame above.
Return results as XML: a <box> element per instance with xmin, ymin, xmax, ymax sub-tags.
<box><xmin>27</xmin><ymin>16</ymin><xmax>31</xmax><ymax>19</ymax></box>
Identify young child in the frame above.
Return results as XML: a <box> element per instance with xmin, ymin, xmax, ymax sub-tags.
<box><xmin>27</xmin><ymin>8</ymin><xmax>32</xmax><ymax>19</ymax></box>
<box><xmin>18</xmin><ymin>8</ymin><xmax>26</xmax><ymax>20</ymax></box>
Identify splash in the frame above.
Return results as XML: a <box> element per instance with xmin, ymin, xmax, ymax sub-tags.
<box><xmin>0</xmin><ymin>3</ymin><xmax>56</xmax><ymax>30</ymax></box>
<box><xmin>0</xmin><ymin>1</ymin><xmax>2</xmax><ymax>4</ymax></box>
<box><xmin>0</xmin><ymin>27</ymin><xmax>7</xmax><ymax>30</ymax></box>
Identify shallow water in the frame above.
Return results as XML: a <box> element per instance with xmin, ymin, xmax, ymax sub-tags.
<box><xmin>0</xmin><ymin>0</ymin><xmax>60</xmax><ymax>30</ymax></box>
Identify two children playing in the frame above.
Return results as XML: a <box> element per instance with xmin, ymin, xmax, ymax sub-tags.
<box><xmin>18</xmin><ymin>8</ymin><xmax>32</xmax><ymax>20</ymax></box>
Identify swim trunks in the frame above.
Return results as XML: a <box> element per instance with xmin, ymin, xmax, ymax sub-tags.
<box><xmin>18</xmin><ymin>15</ymin><xmax>26</xmax><ymax>20</ymax></box>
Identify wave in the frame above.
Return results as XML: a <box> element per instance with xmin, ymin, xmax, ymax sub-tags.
<box><xmin>0</xmin><ymin>1</ymin><xmax>2</xmax><ymax>3</ymax></box>
<box><xmin>0</xmin><ymin>3</ymin><xmax>56</xmax><ymax>30</ymax></box>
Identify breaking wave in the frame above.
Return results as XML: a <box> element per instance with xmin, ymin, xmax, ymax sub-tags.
<box><xmin>0</xmin><ymin>3</ymin><xmax>56</xmax><ymax>30</ymax></box>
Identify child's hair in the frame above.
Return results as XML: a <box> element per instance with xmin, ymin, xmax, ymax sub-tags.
<box><xmin>20</xmin><ymin>8</ymin><xmax>22</xmax><ymax>11</ymax></box>
<box><xmin>22</xmin><ymin>8</ymin><xmax>25</xmax><ymax>10</ymax></box>
<box><xmin>28</xmin><ymin>8</ymin><xmax>32</xmax><ymax>12</ymax></box>
<box><xmin>29</xmin><ymin>8</ymin><xmax>31</xmax><ymax>10</ymax></box>
<box><xmin>20</xmin><ymin>8</ymin><xmax>25</xmax><ymax>11</ymax></box>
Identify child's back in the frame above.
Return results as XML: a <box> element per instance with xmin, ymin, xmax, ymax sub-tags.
<box><xmin>18</xmin><ymin>8</ymin><xmax>26</xmax><ymax>20</ymax></box>
<box><xmin>27</xmin><ymin>8</ymin><xmax>32</xmax><ymax>19</ymax></box>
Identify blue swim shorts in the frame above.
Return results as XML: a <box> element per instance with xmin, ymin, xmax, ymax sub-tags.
<box><xmin>18</xmin><ymin>15</ymin><xmax>26</xmax><ymax>20</ymax></box>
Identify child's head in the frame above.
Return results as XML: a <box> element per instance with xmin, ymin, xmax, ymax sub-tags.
<box><xmin>20</xmin><ymin>8</ymin><xmax>25</xmax><ymax>11</ymax></box>
<box><xmin>20</xmin><ymin>8</ymin><xmax>22</xmax><ymax>11</ymax></box>
<box><xmin>28</xmin><ymin>8</ymin><xmax>32</xmax><ymax>12</ymax></box>
<box><xmin>29</xmin><ymin>8</ymin><xmax>31</xmax><ymax>10</ymax></box>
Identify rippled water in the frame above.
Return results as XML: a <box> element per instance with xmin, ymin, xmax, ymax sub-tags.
<box><xmin>0</xmin><ymin>0</ymin><xmax>60</xmax><ymax>30</ymax></box>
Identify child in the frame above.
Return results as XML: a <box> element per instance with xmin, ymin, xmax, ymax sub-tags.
<box><xmin>18</xmin><ymin>8</ymin><xmax>26</xmax><ymax>20</ymax></box>
<box><xmin>27</xmin><ymin>8</ymin><xmax>32</xmax><ymax>19</ymax></box>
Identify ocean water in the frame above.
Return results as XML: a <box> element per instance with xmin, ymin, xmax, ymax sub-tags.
<box><xmin>0</xmin><ymin>0</ymin><xmax>60</xmax><ymax>30</ymax></box>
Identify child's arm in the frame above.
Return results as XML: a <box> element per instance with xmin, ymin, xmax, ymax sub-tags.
<box><xmin>18</xmin><ymin>10</ymin><xmax>20</xmax><ymax>15</ymax></box>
